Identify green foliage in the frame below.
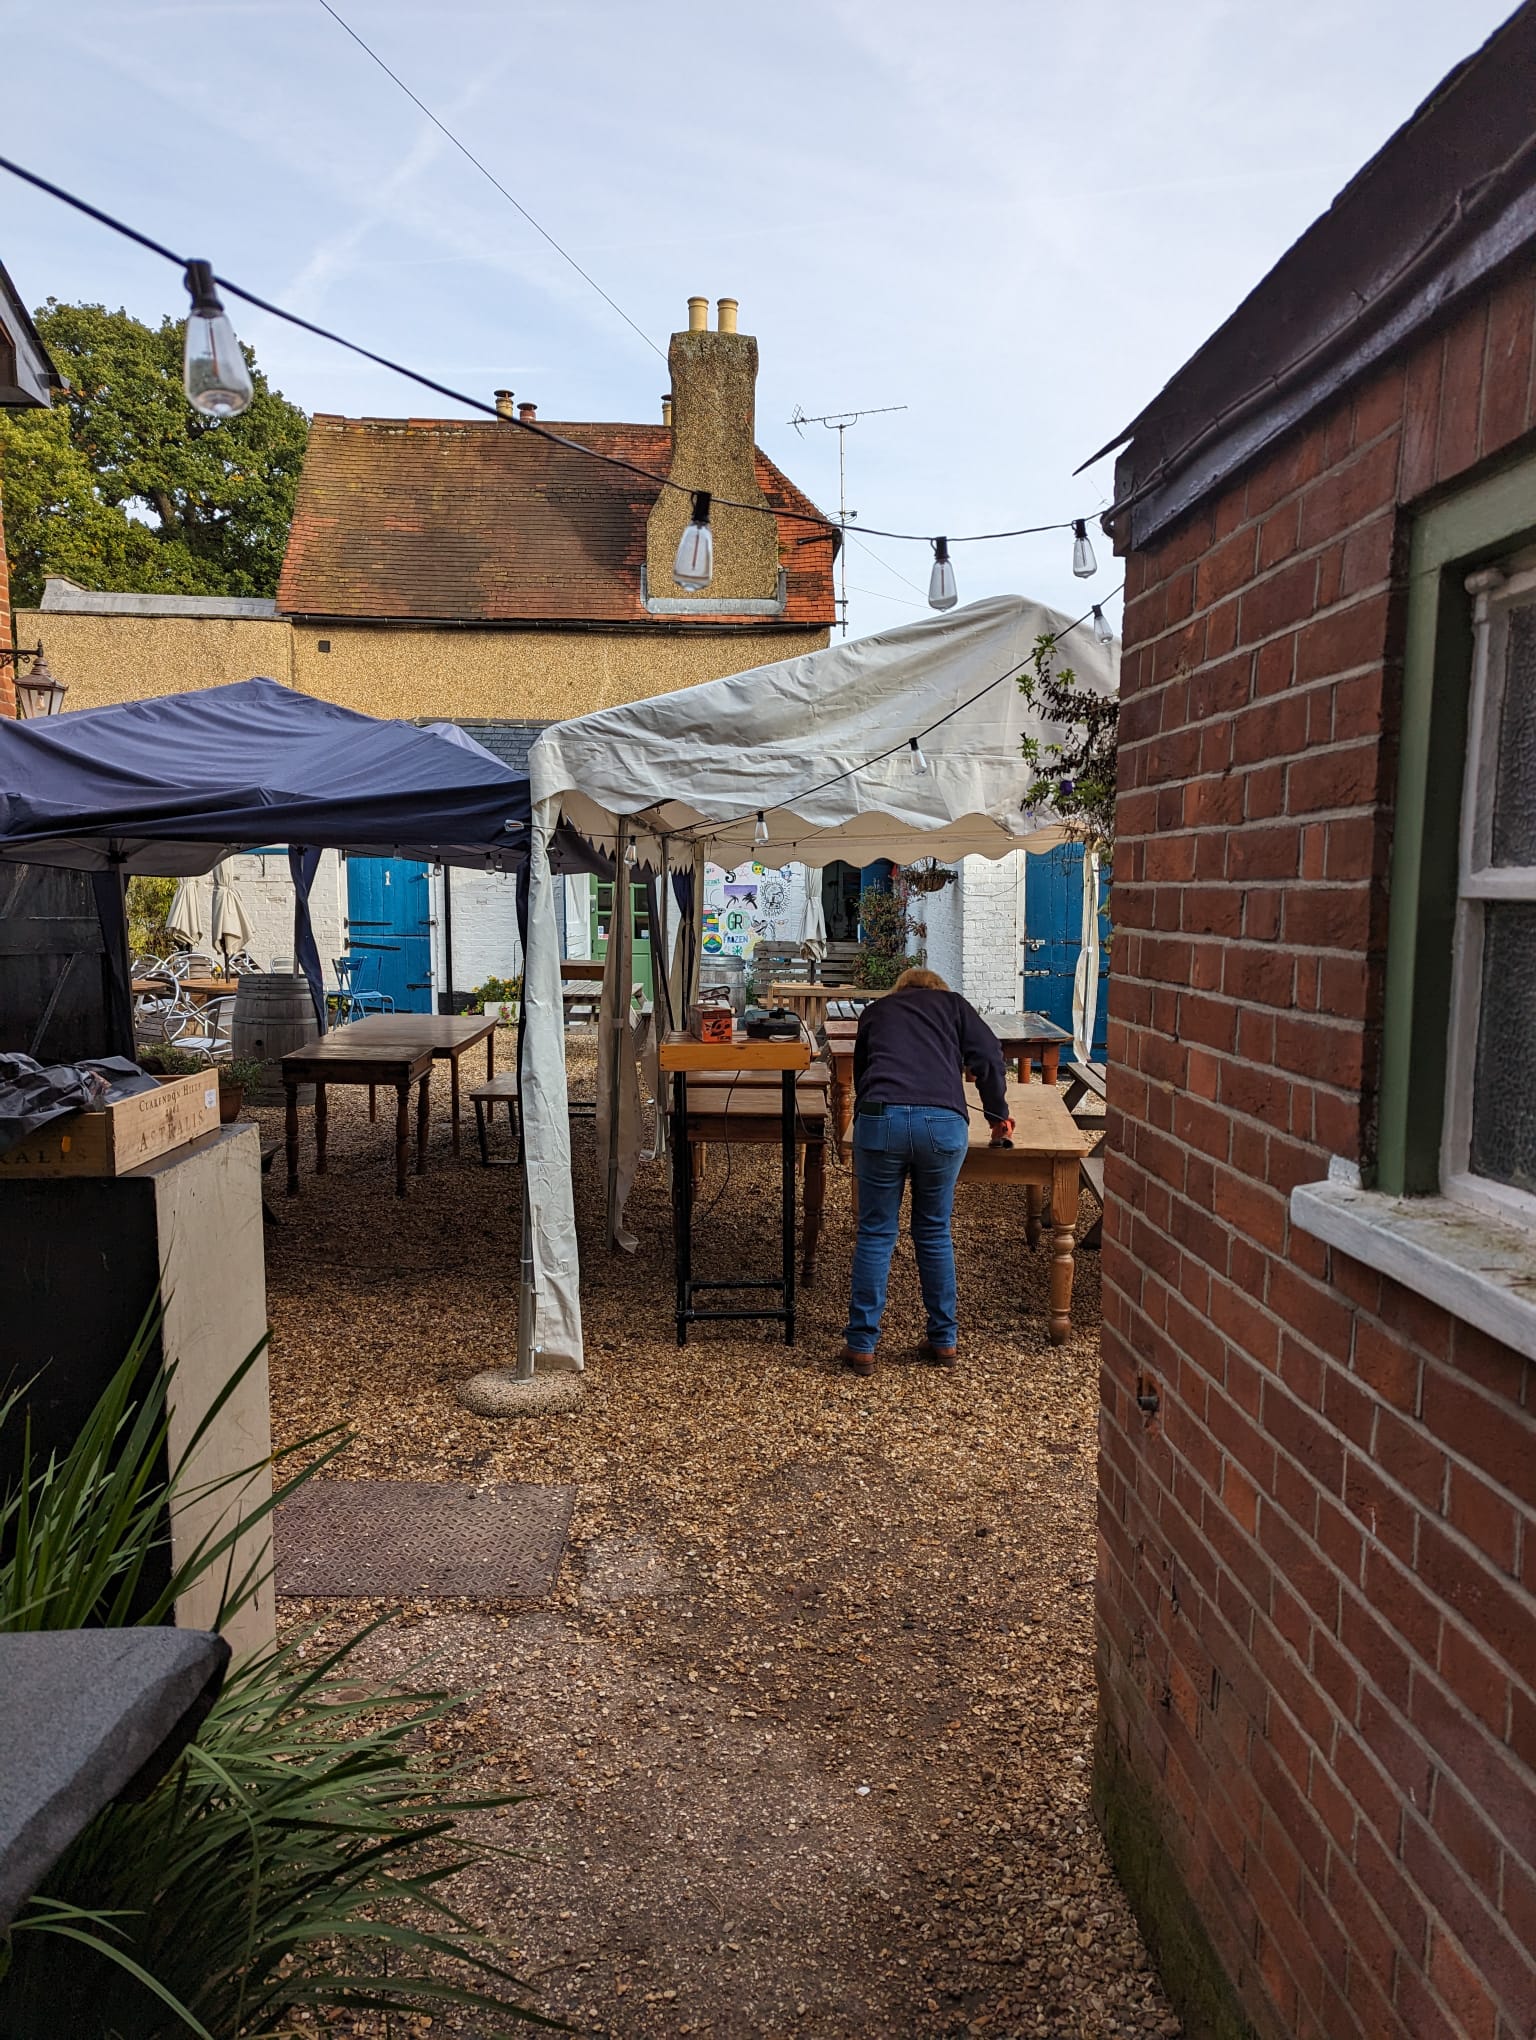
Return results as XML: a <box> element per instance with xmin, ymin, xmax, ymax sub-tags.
<box><xmin>1016</xmin><ymin>631</ymin><xmax>1119</xmax><ymax>851</ymax></box>
<box><xmin>135</xmin><ymin>1046</ymin><xmax>205</xmax><ymax>1077</ymax></box>
<box><xmin>217</xmin><ymin>1056</ymin><xmax>265</xmax><ymax>1091</ymax></box>
<box><xmin>126</xmin><ymin>875</ymin><xmax>177</xmax><ymax>958</ymax></box>
<box><xmin>0</xmin><ymin>1307</ymin><xmax>548</xmax><ymax>2037</ymax></box>
<box><xmin>855</xmin><ymin>882</ymin><xmax>924</xmax><ymax>989</ymax></box>
<box><xmin>0</xmin><ymin>300</ymin><xmax>308</xmax><ymax>607</ymax></box>
<box><xmin>470</xmin><ymin>973</ymin><xmax>523</xmax><ymax>1014</ymax></box>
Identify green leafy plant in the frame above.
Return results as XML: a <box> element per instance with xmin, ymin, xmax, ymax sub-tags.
<box><xmin>0</xmin><ymin>1309</ymin><xmax>549</xmax><ymax>2037</ymax></box>
<box><xmin>135</xmin><ymin>1046</ymin><xmax>205</xmax><ymax>1078</ymax></box>
<box><xmin>469</xmin><ymin>973</ymin><xmax>523</xmax><ymax>1015</ymax></box>
<box><xmin>854</xmin><ymin>881</ymin><xmax>925</xmax><ymax>990</ymax></box>
<box><xmin>127</xmin><ymin>876</ymin><xmax>178</xmax><ymax>959</ymax></box>
<box><xmin>1017</xmin><ymin>630</ymin><xmax>1118</xmax><ymax>851</ymax></box>
<box><xmin>217</xmin><ymin>1056</ymin><xmax>264</xmax><ymax>1092</ymax></box>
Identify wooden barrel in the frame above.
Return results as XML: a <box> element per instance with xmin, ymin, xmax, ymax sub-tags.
<box><xmin>232</xmin><ymin>973</ymin><xmax>319</xmax><ymax>1105</ymax></box>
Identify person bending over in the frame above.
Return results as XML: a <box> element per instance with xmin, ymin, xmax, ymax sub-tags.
<box><xmin>838</xmin><ymin>966</ymin><xmax>1012</xmax><ymax>1377</ymax></box>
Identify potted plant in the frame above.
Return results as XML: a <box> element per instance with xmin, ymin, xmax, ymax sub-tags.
<box><xmin>471</xmin><ymin>973</ymin><xmax>523</xmax><ymax>1024</ymax></box>
<box><xmin>217</xmin><ymin>1056</ymin><xmax>265</xmax><ymax>1122</ymax></box>
<box><xmin>136</xmin><ymin>1045</ymin><xmax>206</xmax><ymax>1080</ymax></box>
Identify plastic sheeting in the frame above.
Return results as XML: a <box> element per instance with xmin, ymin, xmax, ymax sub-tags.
<box><xmin>520</xmin><ymin>595</ymin><xmax>1117</xmax><ymax>1369</ymax></box>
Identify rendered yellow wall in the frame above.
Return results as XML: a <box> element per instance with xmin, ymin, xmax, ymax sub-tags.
<box><xmin>18</xmin><ymin>611</ymin><xmax>829</xmax><ymax>717</ymax></box>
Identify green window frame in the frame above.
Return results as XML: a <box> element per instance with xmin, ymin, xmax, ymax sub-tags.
<box><xmin>1377</xmin><ymin>448</ymin><xmax>1536</xmax><ymax>1194</ymax></box>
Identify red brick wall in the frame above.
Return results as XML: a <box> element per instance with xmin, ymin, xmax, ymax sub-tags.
<box><xmin>0</xmin><ymin>449</ymin><xmax>15</xmax><ymax>719</ymax></box>
<box><xmin>1100</xmin><ymin>263</ymin><xmax>1536</xmax><ymax>2040</ymax></box>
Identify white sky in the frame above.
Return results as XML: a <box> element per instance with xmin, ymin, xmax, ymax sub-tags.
<box><xmin>0</xmin><ymin>0</ymin><xmax>1517</xmax><ymax>638</ymax></box>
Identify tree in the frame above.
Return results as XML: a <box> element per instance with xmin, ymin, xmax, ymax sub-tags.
<box><xmin>1016</xmin><ymin>631</ymin><xmax>1119</xmax><ymax>852</ymax></box>
<box><xmin>0</xmin><ymin>299</ymin><xmax>308</xmax><ymax>607</ymax></box>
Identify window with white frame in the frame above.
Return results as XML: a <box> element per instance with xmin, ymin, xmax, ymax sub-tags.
<box><xmin>1443</xmin><ymin>553</ymin><xmax>1536</xmax><ymax>1223</ymax></box>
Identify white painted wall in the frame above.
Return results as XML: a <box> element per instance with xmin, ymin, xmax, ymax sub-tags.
<box><xmin>701</xmin><ymin>859</ymin><xmax>809</xmax><ymax>961</ymax></box>
<box><xmin>910</xmin><ymin>853</ymin><xmax>1025</xmax><ymax>1011</ymax></box>
<box><xmin>216</xmin><ymin>849</ymin><xmax>345</xmax><ymax>985</ymax></box>
<box><xmin>432</xmin><ymin>867</ymin><xmax>523</xmax><ymax>1004</ymax></box>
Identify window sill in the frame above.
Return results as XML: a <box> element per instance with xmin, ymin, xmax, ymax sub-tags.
<box><xmin>1291</xmin><ymin>1176</ymin><xmax>1536</xmax><ymax>1361</ymax></box>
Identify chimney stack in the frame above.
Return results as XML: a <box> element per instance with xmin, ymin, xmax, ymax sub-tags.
<box><xmin>518</xmin><ymin>401</ymin><xmax>537</xmax><ymax>423</ymax></box>
<box><xmin>646</xmin><ymin>296</ymin><xmax>777</xmax><ymax>604</ymax></box>
<box><xmin>661</xmin><ymin>394</ymin><xmax>673</xmax><ymax>426</ymax></box>
<box><xmin>494</xmin><ymin>389</ymin><xmax>514</xmax><ymax>418</ymax></box>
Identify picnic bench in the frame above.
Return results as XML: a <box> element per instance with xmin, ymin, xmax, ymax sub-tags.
<box><xmin>750</xmin><ymin>938</ymin><xmax>865</xmax><ymax>987</ymax></box>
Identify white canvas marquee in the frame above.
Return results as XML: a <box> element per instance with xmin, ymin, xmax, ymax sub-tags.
<box><xmin>518</xmin><ymin>593</ymin><xmax>1118</xmax><ymax>1372</ymax></box>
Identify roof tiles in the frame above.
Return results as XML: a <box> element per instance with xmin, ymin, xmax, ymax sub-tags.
<box><xmin>277</xmin><ymin>417</ymin><xmax>835</xmax><ymax>628</ymax></box>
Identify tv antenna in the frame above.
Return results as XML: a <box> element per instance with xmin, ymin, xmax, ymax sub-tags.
<box><xmin>790</xmin><ymin>402</ymin><xmax>908</xmax><ymax>633</ymax></box>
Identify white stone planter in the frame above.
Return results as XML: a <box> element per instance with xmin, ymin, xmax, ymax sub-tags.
<box><xmin>483</xmin><ymin>1001</ymin><xmax>521</xmax><ymax>1025</ymax></box>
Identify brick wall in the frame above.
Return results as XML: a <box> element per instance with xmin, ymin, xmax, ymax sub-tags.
<box><xmin>1100</xmin><ymin>265</ymin><xmax>1536</xmax><ymax>2039</ymax></box>
<box><xmin>0</xmin><ymin>451</ymin><xmax>15</xmax><ymax>719</ymax></box>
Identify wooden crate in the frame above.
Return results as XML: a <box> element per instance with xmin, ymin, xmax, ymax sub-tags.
<box><xmin>0</xmin><ymin>1073</ymin><xmax>220</xmax><ymax>1178</ymax></box>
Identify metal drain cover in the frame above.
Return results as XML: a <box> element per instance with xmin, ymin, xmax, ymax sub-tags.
<box><xmin>274</xmin><ymin>1481</ymin><xmax>575</xmax><ymax>1599</ymax></box>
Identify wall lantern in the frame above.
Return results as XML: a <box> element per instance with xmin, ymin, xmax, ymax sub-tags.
<box><xmin>13</xmin><ymin>649</ymin><xmax>69</xmax><ymax>719</ymax></box>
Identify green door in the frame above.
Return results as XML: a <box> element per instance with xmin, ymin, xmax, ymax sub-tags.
<box><xmin>590</xmin><ymin>881</ymin><xmax>654</xmax><ymax>1000</ymax></box>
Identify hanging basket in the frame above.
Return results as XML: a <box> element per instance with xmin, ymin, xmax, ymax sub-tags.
<box><xmin>901</xmin><ymin>859</ymin><xmax>957</xmax><ymax>895</ymax></box>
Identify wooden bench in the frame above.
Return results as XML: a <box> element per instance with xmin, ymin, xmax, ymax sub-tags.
<box><xmin>684</xmin><ymin>1079</ymin><xmax>827</xmax><ymax>1282</ymax></box>
<box><xmin>1063</xmin><ymin>1060</ymin><xmax>1107</xmax><ymax>1111</ymax></box>
<box><xmin>470</xmin><ymin>1073</ymin><xmax>521</xmax><ymax>1166</ymax></box>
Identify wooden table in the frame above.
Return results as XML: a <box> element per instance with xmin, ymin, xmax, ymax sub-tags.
<box><xmin>766</xmin><ymin>983</ymin><xmax>833</xmax><ymax>1034</ymax></box>
<box><xmin>281</xmin><ymin>1039</ymin><xmax>434</xmax><ymax>1197</ymax></box>
<box><xmin>823</xmin><ymin>1035</ymin><xmax>857</xmax><ymax>1162</ymax></box>
<box><xmin>561</xmin><ymin>959</ymin><xmax>607</xmax><ymax>982</ymax></box>
<box><xmin>960</xmin><ymin>1081</ymin><xmax>1094</xmax><ymax>1343</ymax></box>
<box><xmin>989</xmin><ymin>1010</ymin><xmax>1072</xmax><ymax>1085</ymax></box>
<box><xmin>331</xmin><ymin>1013</ymin><xmax>496</xmax><ymax>1156</ymax></box>
<box><xmin>660</xmin><ymin>1031</ymin><xmax>811</xmax><ymax>1346</ymax></box>
<box><xmin>132</xmin><ymin>975</ymin><xmax>230</xmax><ymax>1003</ymax></box>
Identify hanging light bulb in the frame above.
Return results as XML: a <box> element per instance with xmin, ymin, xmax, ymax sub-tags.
<box><xmin>182</xmin><ymin>261</ymin><xmax>254</xmax><ymax>417</ymax></box>
<box><xmin>1072</xmin><ymin>519</ymin><xmax>1097</xmax><ymax>579</ymax></box>
<box><xmin>927</xmin><ymin>536</ymin><xmax>958</xmax><ymax>611</ymax></box>
<box><xmin>754</xmin><ymin>811</ymin><xmax>770</xmax><ymax>846</ymax></box>
<box><xmin>1092</xmin><ymin>604</ymin><xmax>1114</xmax><ymax>645</ymax></box>
<box><xmin>909</xmin><ymin>737</ymin><xmax>930</xmax><ymax>774</ymax></box>
<box><xmin>673</xmin><ymin>490</ymin><xmax>714</xmax><ymax>591</ymax></box>
<box><xmin>623</xmin><ymin>838</ymin><xmax>638</xmax><ymax>867</ymax></box>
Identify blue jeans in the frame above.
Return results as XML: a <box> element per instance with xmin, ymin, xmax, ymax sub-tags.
<box><xmin>844</xmin><ymin>1104</ymin><xmax>970</xmax><ymax>1355</ymax></box>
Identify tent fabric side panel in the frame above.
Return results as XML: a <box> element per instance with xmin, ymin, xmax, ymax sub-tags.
<box><xmin>523</xmin><ymin>798</ymin><xmax>583</xmax><ymax>1369</ymax></box>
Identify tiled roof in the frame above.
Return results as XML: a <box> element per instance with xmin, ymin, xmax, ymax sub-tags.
<box><xmin>445</xmin><ymin>719</ymin><xmax>550</xmax><ymax>777</ymax></box>
<box><xmin>278</xmin><ymin>417</ymin><xmax>836</xmax><ymax>628</ymax></box>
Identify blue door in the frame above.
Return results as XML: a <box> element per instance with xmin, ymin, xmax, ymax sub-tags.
<box><xmin>1023</xmin><ymin>845</ymin><xmax>1109</xmax><ymax>1054</ymax></box>
<box><xmin>345</xmin><ymin>857</ymin><xmax>433</xmax><ymax>1013</ymax></box>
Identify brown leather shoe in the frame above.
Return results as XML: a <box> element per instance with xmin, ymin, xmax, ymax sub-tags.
<box><xmin>921</xmin><ymin>1340</ymin><xmax>958</xmax><ymax>1368</ymax></box>
<box><xmin>839</xmin><ymin>1346</ymin><xmax>876</xmax><ymax>1377</ymax></box>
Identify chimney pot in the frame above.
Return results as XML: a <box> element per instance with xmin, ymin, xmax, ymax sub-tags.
<box><xmin>661</xmin><ymin>393</ymin><xmax>673</xmax><ymax>426</ymax></box>
<box><xmin>716</xmin><ymin>297</ymin><xmax>738</xmax><ymax>335</ymax></box>
<box><xmin>518</xmin><ymin>401</ymin><xmax>537</xmax><ymax>423</ymax></box>
<box><xmin>687</xmin><ymin>295</ymin><xmax>709</xmax><ymax>333</ymax></box>
<box><xmin>494</xmin><ymin>389</ymin><xmax>514</xmax><ymax>418</ymax></box>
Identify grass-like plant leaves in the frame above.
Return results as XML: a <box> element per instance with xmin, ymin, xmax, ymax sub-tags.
<box><xmin>0</xmin><ymin>1300</ymin><xmax>558</xmax><ymax>2038</ymax></box>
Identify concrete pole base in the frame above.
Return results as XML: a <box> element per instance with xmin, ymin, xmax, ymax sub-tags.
<box><xmin>457</xmin><ymin>1369</ymin><xmax>583</xmax><ymax>1418</ymax></box>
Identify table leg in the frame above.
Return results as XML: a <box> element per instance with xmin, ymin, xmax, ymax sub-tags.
<box><xmin>781</xmin><ymin>1067</ymin><xmax>796</xmax><ymax>1344</ymax></box>
<box><xmin>487</xmin><ymin>1028</ymin><xmax>496</xmax><ymax>1079</ymax></box>
<box><xmin>1016</xmin><ymin>1047</ymin><xmax>1032</xmax><ymax>1083</ymax></box>
<box><xmin>1048</xmin><ymin>1156</ymin><xmax>1077</xmax><ymax>1343</ymax></box>
<box><xmin>369</xmin><ymin>1083</ymin><xmax>377</xmax><ymax>1122</ymax></box>
<box><xmin>450</xmin><ymin>1053</ymin><xmax>461</xmax><ymax>1156</ymax></box>
<box><xmin>285</xmin><ymin>1079</ymin><xmax>300</xmax><ymax>1195</ymax></box>
<box><xmin>1025</xmin><ymin>1181</ymin><xmax>1043</xmax><ymax>1248</ymax></box>
<box><xmin>672</xmin><ymin>1070</ymin><xmax>690</xmax><ymax>1345</ymax></box>
<box><xmin>1043</xmin><ymin>1044</ymin><xmax>1060</xmax><ymax>1087</ymax></box>
<box><xmin>475</xmin><ymin>1097</ymin><xmax>489</xmax><ymax>1166</ymax></box>
<box><xmin>802</xmin><ymin>1133</ymin><xmax>824</xmax><ymax>1283</ymax></box>
<box><xmin>314</xmin><ymin>1081</ymin><xmax>329</xmax><ymax>1175</ymax></box>
<box><xmin>394</xmin><ymin>1082</ymin><xmax>409</xmax><ymax>1197</ymax></box>
<box><xmin>416</xmin><ymin>1073</ymin><xmax>430</xmax><ymax>1174</ymax></box>
<box><xmin>830</xmin><ymin>1064</ymin><xmax>851</xmax><ymax>1164</ymax></box>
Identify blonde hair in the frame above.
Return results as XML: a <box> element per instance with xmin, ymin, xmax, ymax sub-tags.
<box><xmin>892</xmin><ymin>966</ymin><xmax>950</xmax><ymax>993</ymax></box>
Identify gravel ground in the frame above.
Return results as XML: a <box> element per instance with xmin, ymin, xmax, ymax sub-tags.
<box><xmin>260</xmin><ymin>1033</ymin><xmax>1176</xmax><ymax>2040</ymax></box>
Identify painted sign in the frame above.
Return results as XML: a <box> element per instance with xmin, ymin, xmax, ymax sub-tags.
<box><xmin>701</xmin><ymin>860</ymin><xmax>807</xmax><ymax>957</ymax></box>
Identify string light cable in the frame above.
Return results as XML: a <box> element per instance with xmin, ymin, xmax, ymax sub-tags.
<box><xmin>667</xmin><ymin>587</ymin><xmax>1124</xmax><ymax>846</ymax></box>
<box><xmin>0</xmin><ymin>151</ymin><xmax>1107</xmax><ymax>573</ymax></box>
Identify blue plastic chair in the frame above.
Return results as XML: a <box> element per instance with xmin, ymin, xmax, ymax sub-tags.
<box><xmin>333</xmin><ymin>953</ymin><xmax>395</xmax><ymax>1024</ymax></box>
